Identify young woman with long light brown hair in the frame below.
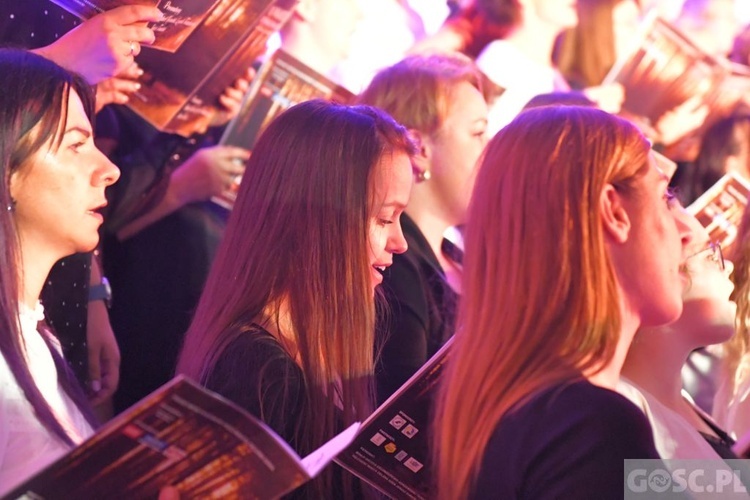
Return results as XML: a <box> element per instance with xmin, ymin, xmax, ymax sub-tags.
<box><xmin>434</xmin><ymin>105</ymin><xmax>692</xmax><ymax>498</ymax></box>
<box><xmin>176</xmin><ymin>99</ymin><xmax>415</xmax><ymax>498</ymax></box>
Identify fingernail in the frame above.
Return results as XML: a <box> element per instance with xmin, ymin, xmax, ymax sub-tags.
<box><xmin>91</xmin><ymin>380</ymin><xmax>101</xmax><ymax>393</ymax></box>
<box><xmin>134</xmin><ymin>82</ymin><xmax>142</xmax><ymax>90</ymax></box>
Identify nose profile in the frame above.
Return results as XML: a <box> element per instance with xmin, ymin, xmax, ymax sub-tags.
<box><xmin>97</xmin><ymin>150</ymin><xmax>120</xmax><ymax>186</ymax></box>
<box><xmin>390</xmin><ymin>223</ymin><xmax>408</xmax><ymax>255</ymax></box>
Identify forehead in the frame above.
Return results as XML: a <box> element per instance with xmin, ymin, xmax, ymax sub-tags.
<box><xmin>371</xmin><ymin>150</ymin><xmax>412</xmax><ymax>203</ymax></box>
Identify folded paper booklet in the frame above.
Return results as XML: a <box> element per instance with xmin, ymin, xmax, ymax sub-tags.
<box><xmin>4</xmin><ymin>376</ymin><xmax>360</xmax><ymax>499</ymax></box>
<box><xmin>212</xmin><ymin>49</ymin><xmax>356</xmax><ymax>209</ymax></box>
<box><xmin>49</xmin><ymin>0</ymin><xmax>299</xmax><ymax>136</ymax></box>
<box><xmin>49</xmin><ymin>0</ymin><xmax>221</xmax><ymax>53</ymax></box>
<box><xmin>603</xmin><ymin>11</ymin><xmax>750</xmax><ymax>145</ymax></box>
<box><xmin>687</xmin><ymin>172</ymin><xmax>750</xmax><ymax>255</ymax></box>
<box><xmin>335</xmin><ymin>337</ymin><xmax>454</xmax><ymax>500</ymax></box>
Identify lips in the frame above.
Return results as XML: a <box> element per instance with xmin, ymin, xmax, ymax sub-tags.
<box><xmin>370</xmin><ymin>263</ymin><xmax>391</xmax><ymax>287</ymax></box>
<box><xmin>86</xmin><ymin>201</ymin><xmax>108</xmax><ymax>222</ymax></box>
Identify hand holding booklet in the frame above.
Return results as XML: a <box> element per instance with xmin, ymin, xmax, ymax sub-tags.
<box><xmin>4</xmin><ymin>376</ymin><xmax>360</xmax><ymax>499</ymax></box>
<box><xmin>49</xmin><ymin>0</ymin><xmax>300</xmax><ymax>137</ymax></box>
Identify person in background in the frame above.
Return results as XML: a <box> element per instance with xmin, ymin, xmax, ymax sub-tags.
<box><xmin>177</xmin><ymin>100</ymin><xmax>415</xmax><ymax>498</ymax></box>
<box><xmin>620</xmin><ymin>206</ymin><xmax>738</xmax><ymax>459</ymax></box>
<box><xmin>357</xmin><ymin>53</ymin><xmax>488</xmax><ymax>402</ymax></box>
<box><xmin>434</xmin><ymin>105</ymin><xmax>692</xmax><ymax>498</ymax></box>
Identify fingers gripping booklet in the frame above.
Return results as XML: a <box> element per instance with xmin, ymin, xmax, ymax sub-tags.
<box><xmin>4</xmin><ymin>376</ymin><xmax>360</xmax><ymax>499</ymax></box>
<box><xmin>49</xmin><ymin>0</ymin><xmax>299</xmax><ymax>137</ymax></box>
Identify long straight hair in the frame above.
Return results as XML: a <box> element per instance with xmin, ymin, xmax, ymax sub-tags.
<box><xmin>0</xmin><ymin>49</ymin><xmax>98</xmax><ymax>446</ymax></box>
<box><xmin>177</xmin><ymin>100</ymin><xmax>415</xmax><ymax>494</ymax></box>
<box><xmin>434</xmin><ymin>106</ymin><xmax>651</xmax><ymax>498</ymax></box>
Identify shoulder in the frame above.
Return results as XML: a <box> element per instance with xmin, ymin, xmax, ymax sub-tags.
<box><xmin>206</xmin><ymin>326</ymin><xmax>303</xmax><ymax>401</ymax></box>
<box><xmin>474</xmin><ymin>381</ymin><xmax>659</xmax><ymax>498</ymax></box>
<box><xmin>521</xmin><ymin>381</ymin><xmax>656</xmax><ymax>442</ymax></box>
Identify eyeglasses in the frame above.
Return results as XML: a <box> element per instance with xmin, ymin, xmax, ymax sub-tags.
<box><xmin>686</xmin><ymin>242</ymin><xmax>725</xmax><ymax>271</ymax></box>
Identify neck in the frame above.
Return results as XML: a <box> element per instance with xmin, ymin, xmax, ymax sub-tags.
<box><xmin>586</xmin><ymin>309</ymin><xmax>640</xmax><ymax>390</ymax></box>
<box><xmin>405</xmin><ymin>199</ymin><xmax>458</xmax><ymax>270</ymax></box>
<box><xmin>17</xmin><ymin>236</ymin><xmax>59</xmax><ymax>311</ymax></box>
<box><xmin>621</xmin><ymin>322</ymin><xmax>693</xmax><ymax>410</ymax></box>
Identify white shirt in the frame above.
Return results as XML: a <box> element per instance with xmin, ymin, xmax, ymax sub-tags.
<box><xmin>617</xmin><ymin>378</ymin><xmax>723</xmax><ymax>459</ymax></box>
<box><xmin>476</xmin><ymin>40</ymin><xmax>569</xmax><ymax>135</ymax></box>
<box><xmin>0</xmin><ymin>303</ymin><xmax>93</xmax><ymax>495</ymax></box>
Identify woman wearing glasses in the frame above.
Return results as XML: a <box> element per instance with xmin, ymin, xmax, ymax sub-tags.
<box><xmin>619</xmin><ymin>213</ymin><xmax>739</xmax><ymax>459</ymax></box>
<box><xmin>434</xmin><ymin>105</ymin><xmax>692</xmax><ymax>498</ymax></box>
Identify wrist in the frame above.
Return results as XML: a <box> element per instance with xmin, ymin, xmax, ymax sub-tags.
<box><xmin>89</xmin><ymin>276</ymin><xmax>112</xmax><ymax>308</ymax></box>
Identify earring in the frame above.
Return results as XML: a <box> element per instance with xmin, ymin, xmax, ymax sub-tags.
<box><xmin>416</xmin><ymin>170</ymin><xmax>431</xmax><ymax>183</ymax></box>
<box><xmin>6</xmin><ymin>198</ymin><xmax>15</xmax><ymax>212</ymax></box>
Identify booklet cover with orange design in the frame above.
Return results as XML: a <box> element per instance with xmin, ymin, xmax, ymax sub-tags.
<box><xmin>4</xmin><ymin>376</ymin><xmax>360</xmax><ymax>499</ymax></box>
<box><xmin>687</xmin><ymin>172</ymin><xmax>750</xmax><ymax>255</ymax></box>
<box><xmin>49</xmin><ymin>0</ymin><xmax>299</xmax><ymax>136</ymax></box>
<box><xmin>213</xmin><ymin>49</ymin><xmax>356</xmax><ymax>209</ymax></box>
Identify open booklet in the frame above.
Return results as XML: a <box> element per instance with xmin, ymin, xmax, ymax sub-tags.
<box><xmin>603</xmin><ymin>10</ymin><xmax>750</xmax><ymax>147</ymax></box>
<box><xmin>686</xmin><ymin>172</ymin><xmax>750</xmax><ymax>255</ymax></box>
<box><xmin>336</xmin><ymin>337</ymin><xmax>454</xmax><ymax>500</ymax></box>
<box><xmin>211</xmin><ymin>49</ymin><xmax>356</xmax><ymax>209</ymax></box>
<box><xmin>4</xmin><ymin>376</ymin><xmax>360</xmax><ymax>499</ymax></box>
<box><xmin>49</xmin><ymin>0</ymin><xmax>299</xmax><ymax>137</ymax></box>
<box><xmin>49</xmin><ymin>0</ymin><xmax>217</xmax><ymax>53</ymax></box>
<box><xmin>212</xmin><ymin>49</ymin><xmax>355</xmax><ymax>210</ymax></box>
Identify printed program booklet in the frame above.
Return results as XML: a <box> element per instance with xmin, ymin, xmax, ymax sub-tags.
<box><xmin>212</xmin><ymin>49</ymin><xmax>356</xmax><ymax>209</ymax></box>
<box><xmin>4</xmin><ymin>376</ymin><xmax>360</xmax><ymax>499</ymax></box>
<box><xmin>336</xmin><ymin>337</ymin><xmax>454</xmax><ymax>500</ymax></box>
<box><xmin>687</xmin><ymin>172</ymin><xmax>750</xmax><ymax>255</ymax></box>
<box><xmin>50</xmin><ymin>0</ymin><xmax>300</xmax><ymax>136</ymax></box>
<box><xmin>603</xmin><ymin>11</ymin><xmax>750</xmax><ymax>145</ymax></box>
<box><xmin>49</xmin><ymin>0</ymin><xmax>221</xmax><ymax>53</ymax></box>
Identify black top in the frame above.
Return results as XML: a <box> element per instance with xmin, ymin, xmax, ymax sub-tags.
<box><xmin>471</xmin><ymin>380</ymin><xmax>661</xmax><ymax>499</ymax></box>
<box><xmin>204</xmin><ymin>324</ymin><xmax>369</xmax><ymax>499</ymax></box>
<box><xmin>205</xmin><ymin>324</ymin><xmax>306</xmax><ymax>451</ymax></box>
<box><xmin>98</xmin><ymin>106</ymin><xmax>228</xmax><ymax>413</ymax></box>
<box><xmin>376</xmin><ymin>214</ymin><xmax>458</xmax><ymax>404</ymax></box>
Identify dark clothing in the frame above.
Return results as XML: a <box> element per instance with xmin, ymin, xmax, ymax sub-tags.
<box><xmin>0</xmin><ymin>1</ymin><xmax>80</xmax><ymax>48</ymax></box>
<box><xmin>204</xmin><ymin>324</ymin><xmax>366</xmax><ymax>499</ymax></box>
<box><xmin>472</xmin><ymin>380</ymin><xmax>661</xmax><ymax>499</ymax></box>
<box><xmin>40</xmin><ymin>254</ymin><xmax>92</xmax><ymax>385</ymax></box>
<box><xmin>205</xmin><ymin>325</ymin><xmax>306</xmax><ymax>451</ymax></box>
<box><xmin>376</xmin><ymin>214</ymin><xmax>458</xmax><ymax>404</ymax></box>
<box><xmin>98</xmin><ymin>106</ymin><xmax>227</xmax><ymax>413</ymax></box>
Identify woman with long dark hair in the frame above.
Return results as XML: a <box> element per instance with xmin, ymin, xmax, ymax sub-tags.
<box><xmin>0</xmin><ymin>48</ymin><xmax>120</xmax><ymax>494</ymax></box>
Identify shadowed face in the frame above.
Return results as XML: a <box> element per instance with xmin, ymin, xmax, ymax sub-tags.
<box><xmin>367</xmin><ymin>150</ymin><xmax>413</xmax><ymax>290</ymax></box>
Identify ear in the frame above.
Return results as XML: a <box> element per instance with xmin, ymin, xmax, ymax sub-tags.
<box><xmin>600</xmin><ymin>183</ymin><xmax>630</xmax><ymax>244</ymax></box>
<box><xmin>8</xmin><ymin>169</ymin><xmax>21</xmax><ymax>203</ymax></box>
<box><xmin>408</xmin><ymin>128</ymin><xmax>431</xmax><ymax>174</ymax></box>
